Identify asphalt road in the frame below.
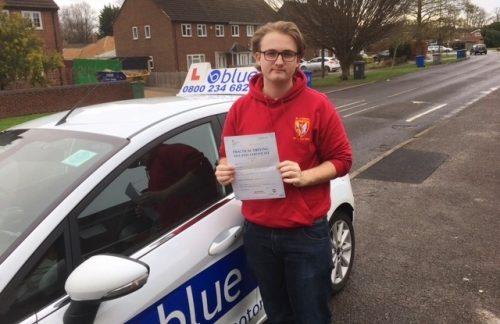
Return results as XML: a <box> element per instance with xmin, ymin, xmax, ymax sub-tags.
<box><xmin>326</xmin><ymin>52</ymin><xmax>500</xmax><ymax>171</ymax></box>
<box><xmin>328</xmin><ymin>56</ymin><xmax>500</xmax><ymax>323</ymax></box>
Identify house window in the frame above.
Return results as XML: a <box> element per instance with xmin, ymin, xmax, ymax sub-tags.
<box><xmin>231</xmin><ymin>25</ymin><xmax>239</xmax><ymax>37</ymax></box>
<box><xmin>187</xmin><ymin>54</ymin><xmax>206</xmax><ymax>68</ymax></box>
<box><xmin>197</xmin><ymin>24</ymin><xmax>207</xmax><ymax>37</ymax></box>
<box><xmin>148</xmin><ymin>56</ymin><xmax>154</xmax><ymax>70</ymax></box>
<box><xmin>181</xmin><ymin>24</ymin><xmax>192</xmax><ymax>37</ymax></box>
<box><xmin>22</xmin><ymin>11</ymin><xmax>43</xmax><ymax>30</ymax></box>
<box><xmin>144</xmin><ymin>25</ymin><xmax>151</xmax><ymax>39</ymax></box>
<box><xmin>246</xmin><ymin>25</ymin><xmax>255</xmax><ymax>37</ymax></box>
<box><xmin>215</xmin><ymin>25</ymin><xmax>224</xmax><ymax>37</ymax></box>
<box><xmin>132</xmin><ymin>26</ymin><xmax>139</xmax><ymax>40</ymax></box>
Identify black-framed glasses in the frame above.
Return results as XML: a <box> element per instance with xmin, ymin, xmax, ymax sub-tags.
<box><xmin>259</xmin><ymin>50</ymin><xmax>298</xmax><ymax>62</ymax></box>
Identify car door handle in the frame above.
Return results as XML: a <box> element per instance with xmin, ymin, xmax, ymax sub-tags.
<box><xmin>208</xmin><ymin>226</ymin><xmax>242</xmax><ymax>256</ymax></box>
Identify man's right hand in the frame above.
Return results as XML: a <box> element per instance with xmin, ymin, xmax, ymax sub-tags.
<box><xmin>215</xmin><ymin>158</ymin><xmax>235</xmax><ymax>186</ymax></box>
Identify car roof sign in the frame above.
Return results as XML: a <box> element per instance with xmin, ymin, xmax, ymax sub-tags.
<box><xmin>178</xmin><ymin>63</ymin><xmax>258</xmax><ymax>97</ymax></box>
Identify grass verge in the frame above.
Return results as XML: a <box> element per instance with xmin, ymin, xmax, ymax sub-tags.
<box><xmin>0</xmin><ymin>113</ymin><xmax>50</xmax><ymax>131</ymax></box>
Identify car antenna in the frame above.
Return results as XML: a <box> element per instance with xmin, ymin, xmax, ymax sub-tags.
<box><xmin>55</xmin><ymin>82</ymin><xmax>101</xmax><ymax>126</ymax></box>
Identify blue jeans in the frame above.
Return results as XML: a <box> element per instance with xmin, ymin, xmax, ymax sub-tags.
<box><xmin>243</xmin><ymin>218</ymin><xmax>333</xmax><ymax>324</ymax></box>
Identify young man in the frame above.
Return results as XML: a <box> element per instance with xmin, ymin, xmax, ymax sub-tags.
<box><xmin>215</xmin><ymin>21</ymin><xmax>352</xmax><ymax>323</ymax></box>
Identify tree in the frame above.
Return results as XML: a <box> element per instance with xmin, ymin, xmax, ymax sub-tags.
<box><xmin>407</xmin><ymin>0</ymin><xmax>460</xmax><ymax>55</ymax></box>
<box><xmin>60</xmin><ymin>2</ymin><xmax>96</xmax><ymax>44</ymax></box>
<box><xmin>0</xmin><ymin>10</ymin><xmax>63</xmax><ymax>90</ymax></box>
<box><xmin>98</xmin><ymin>5</ymin><xmax>121</xmax><ymax>38</ymax></box>
<box><xmin>483</xmin><ymin>21</ymin><xmax>500</xmax><ymax>47</ymax></box>
<box><xmin>279</xmin><ymin>0</ymin><xmax>411</xmax><ymax>80</ymax></box>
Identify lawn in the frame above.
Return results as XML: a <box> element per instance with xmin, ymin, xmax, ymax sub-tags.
<box><xmin>311</xmin><ymin>52</ymin><xmax>463</xmax><ymax>89</ymax></box>
<box><xmin>0</xmin><ymin>113</ymin><xmax>50</xmax><ymax>131</ymax></box>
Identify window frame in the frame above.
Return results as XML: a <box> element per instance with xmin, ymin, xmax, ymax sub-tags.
<box><xmin>144</xmin><ymin>25</ymin><xmax>151</xmax><ymax>39</ymax></box>
<box><xmin>187</xmin><ymin>53</ymin><xmax>206</xmax><ymax>68</ymax></box>
<box><xmin>197</xmin><ymin>24</ymin><xmax>207</xmax><ymax>37</ymax></box>
<box><xmin>132</xmin><ymin>26</ymin><xmax>139</xmax><ymax>40</ymax></box>
<box><xmin>21</xmin><ymin>11</ymin><xmax>43</xmax><ymax>30</ymax></box>
<box><xmin>181</xmin><ymin>24</ymin><xmax>192</xmax><ymax>37</ymax></box>
<box><xmin>215</xmin><ymin>24</ymin><xmax>224</xmax><ymax>37</ymax></box>
<box><xmin>231</xmin><ymin>25</ymin><xmax>239</xmax><ymax>37</ymax></box>
<box><xmin>246</xmin><ymin>25</ymin><xmax>255</xmax><ymax>37</ymax></box>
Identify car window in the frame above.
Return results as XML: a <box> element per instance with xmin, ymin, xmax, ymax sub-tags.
<box><xmin>0</xmin><ymin>129</ymin><xmax>125</xmax><ymax>263</ymax></box>
<box><xmin>76</xmin><ymin>122</ymin><xmax>225</xmax><ymax>258</ymax></box>
<box><xmin>0</xmin><ymin>233</ymin><xmax>67</xmax><ymax>323</ymax></box>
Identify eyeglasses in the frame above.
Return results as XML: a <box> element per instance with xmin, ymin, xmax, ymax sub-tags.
<box><xmin>259</xmin><ymin>50</ymin><xmax>298</xmax><ymax>62</ymax></box>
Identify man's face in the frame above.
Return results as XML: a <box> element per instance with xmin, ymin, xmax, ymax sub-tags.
<box><xmin>255</xmin><ymin>31</ymin><xmax>300</xmax><ymax>85</ymax></box>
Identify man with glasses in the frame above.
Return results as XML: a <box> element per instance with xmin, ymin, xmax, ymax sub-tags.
<box><xmin>216</xmin><ymin>21</ymin><xmax>352</xmax><ymax>324</ymax></box>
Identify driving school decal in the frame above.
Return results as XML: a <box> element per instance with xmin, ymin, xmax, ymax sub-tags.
<box><xmin>178</xmin><ymin>63</ymin><xmax>258</xmax><ymax>96</ymax></box>
<box><xmin>127</xmin><ymin>246</ymin><xmax>262</xmax><ymax>324</ymax></box>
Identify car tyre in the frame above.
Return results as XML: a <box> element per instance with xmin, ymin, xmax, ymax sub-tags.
<box><xmin>329</xmin><ymin>209</ymin><xmax>355</xmax><ymax>294</ymax></box>
<box><xmin>324</xmin><ymin>66</ymin><xmax>331</xmax><ymax>73</ymax></box>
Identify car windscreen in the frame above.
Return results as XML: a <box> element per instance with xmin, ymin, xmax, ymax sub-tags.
<box><xmin>0</xmin><ymin>129</ymin><xmax>127</xmax><ymax>262</ymax></box>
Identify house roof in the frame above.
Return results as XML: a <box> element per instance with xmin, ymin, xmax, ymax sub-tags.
<box><xmin>3</xmin><ymin>0</ymin><xmax>59</xmax><ymax>10</ymax></box>
<box><xmin>64</xmin><ymin>36</ymin><xmax>116</xmax><ymax>60</ymax></box>
<box><xmin>152</xmin><ymin>0</ymin><xmax>278</xmax><ymax>24</ymax></box>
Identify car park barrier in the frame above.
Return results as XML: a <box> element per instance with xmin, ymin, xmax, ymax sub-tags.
<box><xmin>416</xmin><ymin>55</ymin><xmax>425</xmax><ymax>68</ymax></box>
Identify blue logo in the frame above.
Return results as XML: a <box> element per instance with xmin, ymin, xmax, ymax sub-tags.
<box><xmin>127</xmin><ymin>246</ymin><xmax>258</xmax><ymax>324</ymax></box>
<box><xmin>208</xmin><ymin>70</ymin><xmax>222</xmax><ymax>84</ymax></box>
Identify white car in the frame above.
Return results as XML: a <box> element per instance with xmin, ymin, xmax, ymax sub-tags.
<box><xmin>0</xmin><ymin>65</ymin><xmax>355</xmax><ymax>324</ymax></box>
<box><xmin>300</xmin><ymin>57</ymin><xmax>340</xmax><ymax>73</ymax></box>
<box><xmin>428</xmin><ymin>45</ymin><xmax>453</xmax><ymax>53</ymax></box>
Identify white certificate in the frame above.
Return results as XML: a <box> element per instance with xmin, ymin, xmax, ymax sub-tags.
<box><xmin>224</xmin><ymin>133</ymin><xmax>285</xmax><ymax>200</ymax></box>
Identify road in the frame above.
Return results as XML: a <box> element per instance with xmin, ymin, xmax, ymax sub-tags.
<box><xmin>326</xmin><ymin>52</ymin><xmax>500</xmax><ymax>171</ymax></box>
<box><xmin>328</xmin><ymin>52</ymin><xmax>500</xmax><ymax>323</ymax></box>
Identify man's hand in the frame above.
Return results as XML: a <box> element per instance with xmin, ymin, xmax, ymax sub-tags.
<box><xmin>278</xmin><ymin>160</ymin><xmax>305</xmax><ymax>187</ymax></box>
<box><xmin>215</xmin><ymin>158</ymin><xmax>235</xmax><ymax>186</ymax></box>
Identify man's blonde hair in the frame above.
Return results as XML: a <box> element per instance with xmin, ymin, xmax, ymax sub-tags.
<box><xmin>251</xmin><ymin>21</ymin><xmax>305</xmax><ymax>57</ymax></box>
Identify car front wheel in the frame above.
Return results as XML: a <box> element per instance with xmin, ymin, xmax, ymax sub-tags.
<box><xmin>329</xmin><ymin>209</ymin><xmax>355</xmax><ymax>294</ymax></box>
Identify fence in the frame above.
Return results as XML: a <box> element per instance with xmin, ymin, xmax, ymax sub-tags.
<box><xmin>146</xmin><ymin>72</ymin><xmax>187</xmax><ymax>89</ymax></box>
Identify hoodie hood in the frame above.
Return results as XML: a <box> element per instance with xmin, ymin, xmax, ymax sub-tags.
<box><xmin>248</xmin><ymin>70</ymin><xmax>308</xmax><ymax>105</ymax></box>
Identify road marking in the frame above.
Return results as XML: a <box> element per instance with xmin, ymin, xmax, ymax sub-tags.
<box><xmin>406</xmin><ymin>104</ymin><xmax>448</xmax><ymax>122</ymax></box>
<box><xmin>343</xmin><ymin>105</ymin><xmax>380</xmax><ymax>118</ymax></box>
<box><xmin>323</xmin><ymin>81</ymin><xmax>376</xmax><ymax>93</ymax></box>
<box><xmin>338</xmin><ymin>102</ymin><xmax>367</xmax><ymax>113</ymax></box>
<box><xmin>336</xmin><ymin>100</ymin><xmax>365</xmax><ymax>109</ymax></box>
<box><xmin>387</xmin><ymin>87</ymin><xmax>418</xmax><ymax>98</ymax></box>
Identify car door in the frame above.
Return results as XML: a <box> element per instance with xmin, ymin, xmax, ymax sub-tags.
<box><xmin>36</xmin><ymin>115</ymin><xmax>264</xmax><ymax>323</ymax></box>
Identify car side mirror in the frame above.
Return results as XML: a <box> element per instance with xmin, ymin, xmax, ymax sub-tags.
<box><xmin>63</xmin><ymin>254</ymin><xmax>149</xmax><ymax>324</ymax></box>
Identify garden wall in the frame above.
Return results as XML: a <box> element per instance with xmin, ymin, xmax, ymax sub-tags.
<box><xmin>0</xmin><ymin>81</ymin><xmax>133</xmax><ymax>119</ymax></box>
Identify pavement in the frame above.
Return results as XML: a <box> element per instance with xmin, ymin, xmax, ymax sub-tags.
<box><xmin>332</xmin><ymin>87</ymin><xmax>500</xmax><ymax>323</ymax></box>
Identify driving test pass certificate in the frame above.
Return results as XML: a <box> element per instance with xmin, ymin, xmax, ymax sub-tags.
<box><xmin>224</xmin><ymin>133</ymin><xmax>286</xmax><ymax>200</ymax></box>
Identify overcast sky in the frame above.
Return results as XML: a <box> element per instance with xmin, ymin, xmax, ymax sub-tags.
<box><xmin>54</xmin><ymin>0</ymin><xmax>498</xmax><ymax>16</ymax></box>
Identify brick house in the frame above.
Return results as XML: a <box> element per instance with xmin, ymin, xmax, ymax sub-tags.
<box><xmin>2</xmin><ymin>0</ymin><xmax>65</xmax><ymax>85</ymax></box>
<box><xmin>113</xmin><ymin>0</ymin><xmax>279</xmax><ymax>73</ymax></box>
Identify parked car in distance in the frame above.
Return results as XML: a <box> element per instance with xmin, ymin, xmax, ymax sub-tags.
<box><xmin>428</xmin><ymin>45</ymin><xmax>453</xmax><ymax>53</ymax></box>
<box><xmin>470</xmin><ymin>44</ymin><xmax>487</xmax><ymax>55</ymax></box>
<box><xmin>300</xmin><ymin>57</ymin><xmax>340</xmax><ymax>72</ymax></box>
<box><xmin>372</xmin><ymin>50</ymin><xmax>390</xmax><ymax>63</ymax></box>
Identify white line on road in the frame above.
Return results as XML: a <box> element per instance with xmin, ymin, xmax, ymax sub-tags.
<box><xmin>387</xmin><ymin>87</ymin><xmax>418</xmax><ymax>98</ymax></box>
<box><xmin>343</xmin><ymin>105</ymin><xmax>380</xmax><ymax>118</ymax></box>
<box><xmin>336</xmin><ymin>100</ymin><xmax>365</xmax><ymax>108</ymax></box>
<box><xmin>338</xmin><ymin>103</ymin><xmax>367</xmax><ymax>113</ymax></box>
<box><xmin>406</xmin><ymin>104</ymin><xmax>448</xmax><ymax>122</ymax></box>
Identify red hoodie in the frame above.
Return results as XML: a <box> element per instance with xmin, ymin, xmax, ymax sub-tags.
<box><xmin>220</xmin><ymin>70</ymin><xmax>352</xmax><ymax>228</ymax></box>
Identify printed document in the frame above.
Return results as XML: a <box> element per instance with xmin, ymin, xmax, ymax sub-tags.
<box><xmin>224</xmin><ymin>133</ymin><xmax>285</xmax><ymax>200</ymax></box>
